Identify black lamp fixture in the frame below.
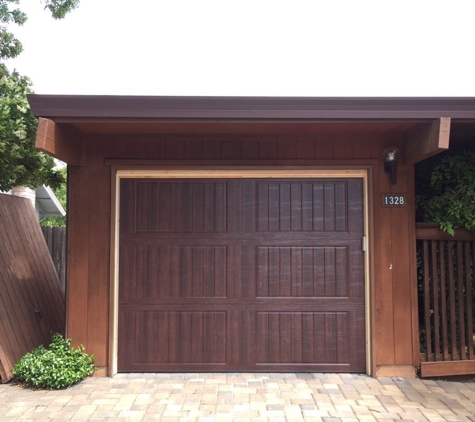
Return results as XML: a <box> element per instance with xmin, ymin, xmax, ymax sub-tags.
<box><xmin>383</xmin><ymin>146</ymin><xmax>400</xmax><ymax>185</ymax></box>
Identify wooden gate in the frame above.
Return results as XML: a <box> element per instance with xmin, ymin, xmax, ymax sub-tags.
<box><xmin>417</xmin><ymin>223</ymin><xmax>475</xmax><ymax>377</ymax></box>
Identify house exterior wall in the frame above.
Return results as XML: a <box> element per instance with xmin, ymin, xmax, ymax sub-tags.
<box><xmin>66</xmin><ymin>133</ymin><xmax>419</xmax><ymax>377</ymax></box>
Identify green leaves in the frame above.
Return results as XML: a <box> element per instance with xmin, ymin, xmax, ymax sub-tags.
<box><xmin>0</xmin><ymin>0</ymin><xmax>79</xmax><ymax>60</ymax></box>
<box><xmin>44</xmin><ymin>0</ymin><xmax>79</xmax><ymax>20</ymax></box>
<box><xmin>0</xmin><ymin>0</ymin><xmax>78</xmax><ymax>189</ymax></box>
<box><xmin>12</xmin><ymin>333</ymin><xmax>96</xmax><ymax>389</ymax></box>
<box><xmin>0</xmin><ymin>64</ymin><xmax>65</xmax><ymax>191</ymax></box>
<box><xmin>416</xmin><ymin>149</ymin><xmax>475</xmax><ymax>235</ymax></box>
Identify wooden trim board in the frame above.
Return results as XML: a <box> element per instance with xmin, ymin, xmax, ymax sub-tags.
<box><xmin>116</xmin><ymin>169</ymin><xmax>368</xmax><ymax>178</ymax></box>
<box><xmin>109</xmin><ymin>167</ymin><xmax>372</xmax><ymax>375</ymax></box>
<box><xmin>421</xmin><ymin>360</ymin><xmax>475</xmax><ymax>377</ymax></box>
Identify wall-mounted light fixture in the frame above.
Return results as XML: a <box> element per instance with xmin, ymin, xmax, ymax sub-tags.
<box><xmin>383</xmin><ymin>146</ymin><xmax>400</xmax><ymax>185</ymax></box>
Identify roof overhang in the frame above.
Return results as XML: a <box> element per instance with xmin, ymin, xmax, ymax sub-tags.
<box><xmin>27</xmin><ymin>95</ymin><xmax>475</xmax><ymax>166</ymax></box>
<box><xmin>27</xmin><ymin>95</ymin><xmax>475</xmax><ymax>120</ymax></box>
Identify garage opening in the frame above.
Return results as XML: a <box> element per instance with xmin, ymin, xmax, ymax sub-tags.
<box><xmin>117</xmin><ymin>174</ymin><xmax>366</xmax><ymax>372</ymax></box>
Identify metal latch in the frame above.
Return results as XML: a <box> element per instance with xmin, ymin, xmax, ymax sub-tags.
<box><xmin>362</xmin><ymin>236</ymin><xmax>367</xmax><ymax>252</ymax></box>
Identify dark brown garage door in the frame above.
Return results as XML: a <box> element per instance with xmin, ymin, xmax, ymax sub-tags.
<box><xmin>118</xmin><ymin>178</ymin><xmax>365</xmax><ymax>372</ymax></box>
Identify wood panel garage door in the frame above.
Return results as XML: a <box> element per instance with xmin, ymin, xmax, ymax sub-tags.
<box><xmin>118</xmin><ymin>178</ymin><xmax>365</xmax><ymax>372</ymax></box>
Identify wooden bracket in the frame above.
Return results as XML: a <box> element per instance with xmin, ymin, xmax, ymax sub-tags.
<box><xmin>35</xmin><ymin>118</ymin><xmax>87</xmax><ymax>166</ymax></box>
<box><xmin>403</xmin><ymin>117</ymin><xmax>451</xmax><ymax>165</ymax></box>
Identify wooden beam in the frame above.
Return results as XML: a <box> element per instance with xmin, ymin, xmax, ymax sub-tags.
<box><xmin>35</xmin><ymin>118</ymin><xmax>86</xmax><ymax>166</ymax></box>
<box><xmin>416</xmin><ymin>223</ymin><xmax>475</xmax><ymax>241</ymax></box>
<box><xmin>421</xmin><ymin>360</ymin><xmax>475</xmax><ymax>377</ymax></box>
<box><xmin>403</xmin><ymin>117</ymin><xmax>451</xmax><ymax>164</ymax></box>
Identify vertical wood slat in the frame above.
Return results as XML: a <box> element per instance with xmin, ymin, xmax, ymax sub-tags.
<box><xmin>448</xmin><ymin>242</ymin><xmax>458</xmax><ymax>360</ymax></box>
<box><xmin>465</xmin><ymin>243</ymin><xmax>474</xmax><ymax>360</ymax></box>
<box><xmin>41</xmin><ymin>226</ymin><xmax>66</xmax><ymax>292</ymax></box>
<box><xmin>423</xmin><ymin>240</ymin><xmax>432</xmax><ymax>359</ymax></box>
<box><xmin>456</xmin><ymin>242</ymin><xmax>466</xmax><ymax>359</ymax></box>
<box><xmin>430</xmin><ymin>241</ymin><xmax>441</xmax><ymax>360</ymax></box>
<box><xmin>439</xmin><ymin>241</ymin><xmax>449</xmax><ymax>361</ymax></box>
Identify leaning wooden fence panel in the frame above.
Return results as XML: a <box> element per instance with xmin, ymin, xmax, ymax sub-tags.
<box><xmin>0</xmin><ymin>194</ymin><xmax>65</xmax><ymax>382</ymax></box>
<box><xmin>417</xmin><ymin>223</ymin><xmax>475</xmax><ymax>377</ymax></box>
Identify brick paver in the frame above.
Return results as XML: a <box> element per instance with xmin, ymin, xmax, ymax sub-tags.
<box><xmin>0</xmin><ymin>374</ymin><xmax>473</xmax><ymax>421</ymax></box>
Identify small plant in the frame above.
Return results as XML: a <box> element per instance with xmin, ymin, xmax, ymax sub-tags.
<box><xmin>12</xmin><ymin>333</ymin><xmax>96</xmax><ymax>389</ymax></box>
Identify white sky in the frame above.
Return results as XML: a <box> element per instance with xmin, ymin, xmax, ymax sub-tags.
<box><xmin>5</xmin><ymin>0</ymin><xmax>475</xmax><ymax>96</ymax></box>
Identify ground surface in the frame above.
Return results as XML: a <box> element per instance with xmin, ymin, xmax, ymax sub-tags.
<box><xmin>0</xmin><ymin>373</ymin><xmax>474</xmax><ymax>421</ymax></box>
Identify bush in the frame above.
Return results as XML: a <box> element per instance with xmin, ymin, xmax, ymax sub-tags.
<box><xmin>416</xmin><ymin>149</ymin><xmax>475</xmax><ymax>235</ymax></box>
<box><xmin>12</xmin><ymin>333</ymin><xmax>96</xmax><ymax>389</ymax></box>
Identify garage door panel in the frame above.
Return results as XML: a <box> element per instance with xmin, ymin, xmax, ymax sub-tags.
<box><xmin>244</xmin><ymin>179</ymin><xmax>363</xmax><ymax>234</ymax></box>
<box><xmin>119</xmin><ymin>177</ymin><xmax>366</xmax><ymax>372</ymax></box>
<box><xmin>252</xmin><ymin>312</ymin><xmax>351</xmax><ymax>364</ymax></box>
<box><xmin>119</xmin><ymin>309</ymin><xmax>228</xmax><ymax>369</ymax></box>
<box><xmin>252</xmin><ymin>246</ymin><xmax>350</xmax><ymax>298</ymax></box>
<box><xmin>120</xmin><ymin>242</ymin><xmax>241</xmax><ymax>300</ymax></box>
<box><xmin>120</xmin><ymin>179</ymin><xmax>242</xmax><ymax>235</ymax></box>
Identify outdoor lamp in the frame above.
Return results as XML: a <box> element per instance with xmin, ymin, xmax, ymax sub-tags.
<box><xmin>383</xmin><ymin>146</ymin><xmax>400</xmax><ymax>185</ymax></box>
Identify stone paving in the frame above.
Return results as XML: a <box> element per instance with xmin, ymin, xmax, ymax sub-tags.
<box><xmin>0</xmin><ymin>373</ymin><xmax>474</xmax><ymax>422</ymax></box>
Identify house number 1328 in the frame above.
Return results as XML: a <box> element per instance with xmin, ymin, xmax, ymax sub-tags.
<box><xmin>382</xmin><ymin>194</ymin><xmax>406</xmax><ymax>207</ymax></box>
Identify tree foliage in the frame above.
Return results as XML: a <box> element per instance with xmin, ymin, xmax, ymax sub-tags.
<box><xmin>1</xmin><ymin>0</ymin><xmax>79</xmax><ymax>60</ymax></box>
<box><xmin>0</xmin><ymin>0</ymin><xmax>78</xmax><ymax>191</ymax></box>
<box><xmin>416</xmin><ymin>146</ymin><xmax>475</xmax><ymax>235</ymax></box>
<box><xmin>0</xmin><ymin>64</ymin><xmax>64</xmax><ymax>191</ymax></box>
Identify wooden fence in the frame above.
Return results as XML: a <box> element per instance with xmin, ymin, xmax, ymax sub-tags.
<box><xmin>41</xmin><ymin>226</ymin><xmax>66</xmax><ymax>292</ymax></box>
<box><xmin>0</xmin><ymin>194</ymin><xmax>65</xmax><ymax>382</ymax></box>
<box><xmin>417</xmin><ymin>223</ymin><xmax>475</xmax><ymax>377</ymax></box>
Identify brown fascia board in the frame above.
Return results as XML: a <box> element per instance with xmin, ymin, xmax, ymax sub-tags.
<box><xmin>27</xmin><ymin>95</ymin><xmax>475</xmax><ymax>121</ymax></box>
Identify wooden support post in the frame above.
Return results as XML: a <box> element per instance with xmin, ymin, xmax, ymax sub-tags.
<box><xmin>35</xmin><ymin>118</ymin><xmax>86</xmax><ymax>166</ymax></box>
<box><xmin>403</xmin><ymin>117</ymin><xmax>451</xmax><ymax>164</ymax></box>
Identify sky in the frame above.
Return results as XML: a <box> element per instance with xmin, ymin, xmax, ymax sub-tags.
<box><xmin>5</xmin><ymin>0</ymin><xmax>475</xmax><ymax>97</ymax></box>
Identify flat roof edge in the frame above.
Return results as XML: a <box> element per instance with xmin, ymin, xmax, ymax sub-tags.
<box><xmin>27</xmin><ymin>95</ymin><xmax>475</xmax><ymax>121</ymax></box>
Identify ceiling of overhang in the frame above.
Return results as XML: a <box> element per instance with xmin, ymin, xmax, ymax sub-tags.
<box><xmin>58</xmin><ymin>119</ymin><xmax>425</xmax><ymax>136</ymax></box>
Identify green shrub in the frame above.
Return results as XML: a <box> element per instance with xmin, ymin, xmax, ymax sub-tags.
<box><xmin>12</xmin><ymin>333</ymin><xmax>96</xmax><ymax>389</ymax></box>
<box><xmin>416</xmin><ymin>149</ymin><xmax>475</xmax><ymax>235</ymax></box>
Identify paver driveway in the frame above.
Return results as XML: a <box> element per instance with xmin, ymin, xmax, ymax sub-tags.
<box><xmin>0</xmin><ymin>373</ymin><xmax>474</xmax><ymax>421</ymax></box>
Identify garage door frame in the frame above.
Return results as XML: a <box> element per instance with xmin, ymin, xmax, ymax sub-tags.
<box><xmin>109</xmin><ymin>167</ymin><xmax>371</xmax><ymax>375</ymax></box>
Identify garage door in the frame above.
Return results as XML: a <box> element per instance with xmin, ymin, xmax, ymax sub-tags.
<box><xmin>118</xmin><ymin>178</ymin><xmax>365</xmax><ymax>372</ymax></box>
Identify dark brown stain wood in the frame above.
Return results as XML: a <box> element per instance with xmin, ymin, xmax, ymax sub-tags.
<box><xmin>67</xmin><ymin>166</ymin><xmax>90</xmax><ymax>352</ymax></box>
<box><xmin>28</xmin><ymin>94</ymin><xmax>475</xmax><ymax>377</ymax></box>
<box><xmin>60</xmin><ymin>134</ymin><xmax>421</xmax><ymax>377</ymax></box>
<box><xmin>0</xmin><ymin>194</ymin><xmax>65</xmax><ymax>382</ymax></box>
<box><xmin>418</xmin><ymin>224</ymin><xmax>475</xmax><ymax>376</ymax></box>
<box><xmin>374</xmin><ymin>158</ymin><xmax>395</xmax><ymax>366</ymax></box>
<box><xmin>421</xmin><ymin>360</ymin><xmax>475</xmax><ymax>377</ymax></box>
<box><xmin>403</xmin><ymin>118</ymin><xmax>451</xmax><ymax>164</ymax></box>
<box><xmin>35</xmin><ymin>118</ymin><xmax>86</xmax><ymax>166</ymax></box>
<box><xmin>27</xmin><ymin>95</ymin><xmax>475</xmax><ymax>121</ymax></box>
<box><xmin>118</xmin><ymin>178</ymin><xmax>365</xmax><ymax>372</ymax></box>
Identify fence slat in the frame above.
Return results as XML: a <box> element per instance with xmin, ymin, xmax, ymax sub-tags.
<box><xmin>439</xmin><ymin>241</ymin><xmax>449</xmax><ymax>361</ymax></box>
<box><xmin>431</xmin><ymin>241</ymin><xmax>441</xmax><ymax>360</ymax></box>
<box><xmin>448</xmin><ymin>241</ymin><xmax>458</xmax><ymax>360</ymax></box>
<box><xmin>41</xmin><ymin>226</ymin><xmax>66</xmax><ymax>291</ymax></box>
<box><xmin>423</xmin><ymin>240</ymin><xmax>432</xmax><ymax>358</ymax></box>
<box><xmin>466</xmin><ymin>242</ymin><xmax>474</xmax><ymax>360</ymax></box>
<box><xmin>457</xmin><ymin>242</ymin><xmax>466</xmax><ymax>359</ymax></box>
